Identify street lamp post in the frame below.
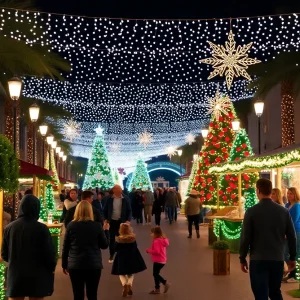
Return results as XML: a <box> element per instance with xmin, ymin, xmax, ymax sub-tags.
<box><xmin>254</xmin><ymin>100</ymin><xmax>264</xmax><ymax>155</ymax></box>
<box><xmin>46</xmin><ymin>135</ymin><xmax>54</xmax><ymax>170</ymax></box>
<box><xmin>8</xmin><ymin>77</ymin><xmax>22</xmax><ymax>153</ymax></box>
<box><xmin>51</xmin><ymin>141</ymin><xmax>57</xmax><ymax>170</ymax></box>
<box><xmin>8</xmin><ymin>77</ymin><xmax>22</xmax><ymax>220</ymax></box>
<box><xmin>29</xmin><ymin>103</ymin><xmax>40</xmax><ymax>165</ymax></box>
<box><xmin>177</xmin><ymin>149</ymin><xmax>183</xmax><ymax>175</ymax></box>
<box><xmin>39</xmin><ymin>124</ymin><xmax>48</xmax><ymax>168</ymax></box>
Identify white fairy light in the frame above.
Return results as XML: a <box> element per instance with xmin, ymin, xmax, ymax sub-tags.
<box><xmin>166</xmin><ymin>146</ymin><xmax>177</xmax><ymax>158</ymax></box>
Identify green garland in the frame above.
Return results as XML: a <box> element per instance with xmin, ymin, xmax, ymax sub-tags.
<box><xmin>213</xmin><ymin>219</ymin><xmax>242</xmax><ymax>240</ymax></box>
<box><xmin>0</xmin><ymin>134</ymin><xmax>19</xmax><ymax>193</ymax></box>
<box><xmin>0</xmin><ymin>263</ymin><xmax>5</xmax><ymax>300</ymax></box>
<box><xmin>209</xmin><ymin>149</ymin><xmax>300</xmax><ymax>175</ymax></box>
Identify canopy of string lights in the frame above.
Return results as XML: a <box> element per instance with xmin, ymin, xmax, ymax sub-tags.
<box><xmin>3</xmin><ymin>8</ymin><xmax>300</xmax><ymax>166</ymax></box>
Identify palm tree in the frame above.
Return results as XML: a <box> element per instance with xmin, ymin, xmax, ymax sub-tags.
<box><xmin>248</xmin><ymin>51</ymin><xmax>300</xmax><ymax>147</ymax></box>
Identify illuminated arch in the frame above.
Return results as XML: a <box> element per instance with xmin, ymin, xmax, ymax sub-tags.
<box><xmin>125</xmin><ymin>162</ymin><xmax>185</xmax><ymax>189</ymax></box>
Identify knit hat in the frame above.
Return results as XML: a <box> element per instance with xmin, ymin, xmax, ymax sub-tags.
<box><xmin>189</xmin><ymin>189</ymin><xmax>199</xmax><ymax>196</ymax></box>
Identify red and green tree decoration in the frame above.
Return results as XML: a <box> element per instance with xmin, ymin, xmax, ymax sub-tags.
<box><xmin>219</xmin><ymin>129</ymin><xmax>258</xmax><ymax>206</ymax></box>
<box><xmin>186</xmin><ymin>154</ymin><xmax>199</xmax><ymax>196</ymax></box>
<box><xmin>193</xmin><ymin>92</ymin><xmax>237</xmax><ymax>207</ymax></box>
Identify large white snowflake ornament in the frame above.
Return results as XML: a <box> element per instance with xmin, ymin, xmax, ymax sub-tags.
<box><xmin>138</xmin><ymin>130</ymin><xmax>153</xmax><ymax>148</ymax></box>
<box><xmin>205</xmin><ymin>90</ymin><xmax>231</xmax><ymax>120</ymax></box>
<box><xmin>200</xmin><ymin>30</ymin><xmax>261</xmax><ymax>90</ymax></box>
<box><xmin>166</xmin><ymin>146</ymin><xmax>176</xmax><ymax>158</ymax></box>
<box><xmin>185</xmin><ymin>133</ymin><xmax>196</xmax><ymax>145</ymax></box>
<box><xmin>62</xmin><ymin>119</ymin><xmax>81</xmax><ymax>142</ymax></box>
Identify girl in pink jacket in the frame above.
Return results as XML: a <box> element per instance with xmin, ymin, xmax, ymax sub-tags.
<box><xmin>146</xmin><ymin>227</ymin><xmax>170</xmax><ymax>294</ymax></box>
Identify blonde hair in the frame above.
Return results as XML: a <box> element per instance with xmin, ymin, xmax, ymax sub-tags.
<box><xmin>151</xmin><ymin>226</ymin><xmax>166</xmax><ymax>239</ymax></box>
<box><xmin>73</xmin><ymin>200</ymin><xmax>94</xmax><ymax>222</ymax></box>
<box><xmin>119</xmin><ymin>223</ymin><xmax>135</xmax><ymax>236</ymax></box>
<box><xmin>288</xmin><ymin>187</ymin><xmax>300</xmax><ymax>203</ymax></box>
<box><xmin>272</xmin><ymin>188</ymin><xmax>283</xmax><ymax>205</ymax></box>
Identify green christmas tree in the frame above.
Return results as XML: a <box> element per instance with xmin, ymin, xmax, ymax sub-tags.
<box><xmin>45</xmin><ymin>149</ymin><xmax>59</xmax><ymax>185</ymax></box>
<box><xmin>186</xmin><ymin>154</ymin><xmax>199</xmax><ymax>195</ymax></box>
<box><xmin>244</xmin><ymin>187</ymin><xmax>258</xmax><ymax>210</ymax></box>
<box><xmin>219</xmin><ymin>129</ymin><xmax>258</xmax><ymax>206</ymax></box>
<box><xmin>129</xmin><ymin>156</ymin><xmax>152</xmax><ymax>191</ymax></box>
<box><xmin>83</xmin><ymin>127</ymin><xmax>114</xmax><ymax>189</ymax></box>
<box><xmin>193</xmin><ymin>92</ymin><xmax>237</xmax><ymax>207</ymax></box>
<box><xmin>46</xmin><ymin>183</ymin><xmax>56</xmax><ymax>211</ymax></box>
<box><xmin>39</xmin><ymin>196</ymin><xmax>48</xmax><ymax>221</ymax></box>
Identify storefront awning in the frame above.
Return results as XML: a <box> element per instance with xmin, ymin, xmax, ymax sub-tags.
<box><xmin>19</xmin><ymin>160</ymin><xmax>53</xmax><ymax>181</ymax></box>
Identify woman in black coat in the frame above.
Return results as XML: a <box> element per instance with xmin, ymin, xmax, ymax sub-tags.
<box><xmin>112</xmin><ymin>223</ymin><xmax>146</xmax><ymax>297</ymax></box>
<box><xmin>62</xmin><ymin>200</ymin><xmax>110</xmax><ymax>300</ymax></box>
<box><xmin>1</xmin><ymin>194</ymin><xmax>57</xmax><ymax>299</ymax></box>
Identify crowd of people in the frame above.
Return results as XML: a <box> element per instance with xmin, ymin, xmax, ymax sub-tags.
<box><xmin>3</xmin><ymin>180</ymin><xmax>300</xmax><ymax>300</ymax></box>
<box><xmin>2</xmin><ymin>184</ymin><xmax>172</xmax><ymax>300</ymax></box>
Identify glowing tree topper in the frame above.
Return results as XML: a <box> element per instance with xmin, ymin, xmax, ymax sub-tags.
<box><xmin>200</xmin><ymin>30</ymin><xmax>260</xmax><ymax>90</ymax></box>
<box><xmin>83</xmin><ymin>127</ymin><xmax>114</xmax><ymax>189</ymax></box>
<box><xmin>129</xmin><ymin>156</ymin><xmax>153</xmax><ymax>191</ymax></box>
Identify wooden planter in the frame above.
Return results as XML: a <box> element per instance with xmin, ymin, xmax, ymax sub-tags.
<box><xmin>213</xmin><ymin>249</ymin><xmax>230</xmax><ymax>275</ymax></box>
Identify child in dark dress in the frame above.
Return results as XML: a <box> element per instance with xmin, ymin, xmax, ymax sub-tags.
<box><xmin>112</xmin><ymin>223</ymin><xmax>147</xmax><ymax>297</ymax></box>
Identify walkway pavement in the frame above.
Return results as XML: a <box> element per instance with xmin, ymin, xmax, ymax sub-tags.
<box><xmin>51</xmin><ymin>216</ymin><xmax>296</xmax><ymax>299</ymax></box>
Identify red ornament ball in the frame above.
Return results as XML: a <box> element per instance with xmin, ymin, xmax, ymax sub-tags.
<box><xmin>206</xmin><ymin>193</ymin><xmax>212</xmax><ymax>200</ymax></box>
<box><xmin>231</xmin><ymin>194</ymin><xmax>237</xmax><ymax>199</ymax></box>
<box><xmin>242</xmin><ymin>143</ymin><xmax>247</xmax><ymax>149</ymax></box>
<box><xmin>236</xmin><ymin>147</ymin><xmax>241</xmax><ymax>152</ymax></box>
<box><xmin>209</xmin><ymin>186</ymin><xmax>214</xmax><ymax>191</ymax></box>
<box><xmin>244</xmin><ymin>151</ymin><xmax>250</xmax><ymax>157</ymax></box>
<box><xmin>223</xmin><ymin>127</ymin><xmax>228</xmax><ymax>132</ymax></box>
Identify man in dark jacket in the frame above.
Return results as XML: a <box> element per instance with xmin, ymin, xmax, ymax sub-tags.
<box><xmin>92</xmin><ymin>192</ymin><xmax>104</xmax><ymax>216</ymax></box>
<box><xmin>64</xmin><ymin>191</ymin><xmax>103</xmax><ymax>227</ymax></box>
<box><xmin>165</xmin><ymin>189</ymin><xmax>178</xmax><ymax>224</ymax></box>
<box><xmin>2</xmin><ymin>195</ymin><xmax>57</xmax><ymax>298</ymax></box>
<box><xmin>240</xmin><ymin>178</ymin><xmax>297</xmax><ymax>300</ymax></box>
<box><xmin>103</xmin><ymin>184</ymin><xmax>132</xmax><ymax>263</ymax></box>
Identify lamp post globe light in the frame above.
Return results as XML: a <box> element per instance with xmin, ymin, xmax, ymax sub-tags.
<box><xmin>177</xmin><ymin>149</ymin><xmax>183</xmax><ymax>175</ymax></box>
<box><xmin>201</xmin><ymin>128</ymin><xmax>209</xmax><ymax>139</ymax></box>
<box><xmin>46</xmin><ymin>134</ymin><xmax>54</xmax><ymax>145</ymax></box>
<box><xmin>232</xmin><ymin>119</ymin><xmax>241</xmax><ymax>132</ymax></box>
<box><xmin>8</xmin><ymin>77</ymin><xmax>22</xmax><ymax>101</ymax></box>
<box><xmin>254</xmin><ymin>100</ymin><xmax>264</xmax><ymax>154</ymax></box>
<box><xmin>51</xmin><ymin>141</ymin><xmax>57</xmax><ymax>149</ymax></box>
<box><xmin>56</xmin><ymin>147</ymin><xmax>61</xmax><ymax>154</ymax></box>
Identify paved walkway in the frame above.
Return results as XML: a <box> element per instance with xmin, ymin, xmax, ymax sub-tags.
<box><xmin>51</xmin><ymin>216</ymin><xmax>296</xmax><ymax>299</ymax></box>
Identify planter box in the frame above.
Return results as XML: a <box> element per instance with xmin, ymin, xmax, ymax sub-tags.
<box><xmin>213</xmin><ymin>249</ymin><xmax>230</xmax><ymax>275</ymax></box>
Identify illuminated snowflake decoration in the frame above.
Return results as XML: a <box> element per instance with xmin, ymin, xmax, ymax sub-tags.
<box><xmin>95</xmin><ymin>126</ymin><xmax>104</xmax><ymax>136</ymax></box>
<box><xmin>62</xmin><ymin>119</ymin><xmax>81</xmax><ymax>142</ymax></box>
<box><xmin>205</xmin><ymin>90</ymin><xmax>231</xmax><ymax>120</ymax></box>
<box><xmin>138</xmin><ymin>130</ymin><xmax>153</xmax><ymax>148</ymax></box>
<box><xmin>166</xmin><ymin>146</ymin><xmax>176</xmax><ymax>158</ymax></box>
<box><xmin>186</xmin><ymin>133</ymin><xmax>196</xmax><ymax>145</ymax></box>
<box><xmin>110</xmin><ymin>142</ymin><xmax>121</xmax><ymax>153</ymax></box>
<box><xmin>200</xmin><ymin>30</ymin><xmax>261</xmax><ymax>90</ymax></box>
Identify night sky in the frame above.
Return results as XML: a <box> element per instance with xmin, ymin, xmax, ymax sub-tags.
<box><xmin>37</xmin><ymin>0</ymin><xmax>300</xmax><ymax>19</ymax></box>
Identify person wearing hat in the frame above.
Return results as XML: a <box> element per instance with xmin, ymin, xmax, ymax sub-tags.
<box><xmin>185</xmin><ymin>189</ymin><xmax>202</xmax><ymax>239</ymax></box>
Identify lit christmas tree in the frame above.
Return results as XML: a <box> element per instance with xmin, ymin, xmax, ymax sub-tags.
<box><xmin>244</xmin><ymin>187</ymin><xmax>258</xmax><ymax>210</ymax></box>
<box><xmin>46</xmin><ymin>183</ymin><xmax>56</xmax><ymax>211</ymax></box>
<box><xmin>83</xmin><ymin>127</ymin><xmax>114</xmax><ymax>190</ymax></box>
<box><xmin>129</xmin><ymin>156</ymin><xmax>152</xmax><ymax>191</ymax></box>
<box><xmin>39</xmin><ymin>196</ymin><xmax>48</xmax><ymax>221</ymax></box>
<box><xmin>193</xmin><ymin>92</ymin><xmax>237</xmax><ymax>207</ymax></box>
<box><xmin>45</xmin><ymin>149</ymin><xmax>59</xmax><ymax>185</ymax></box>
<box><xmin>219</xmin><ymin>128</ymin><xmax>258</xmax><ymax>206</ymax></box>
<box><xmin>186</xmin><ymin>154</ymin><xmax>199</xmax><ymax>195</ymax></box>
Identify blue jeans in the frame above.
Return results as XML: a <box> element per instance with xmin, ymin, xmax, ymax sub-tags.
<box><xmin>250</xmin><ymin>260</ymin><xmax>283</xmax><ymax>300</ymax></box>
<box><xmin>167</xmin><ymin>206</ymin><xmax>177</xmax><ymax>223</ymax></box>
<box><xmin>284</xmin><ymin>231</ymin><xmax>300</xmax><ymax>278</ymax></box>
